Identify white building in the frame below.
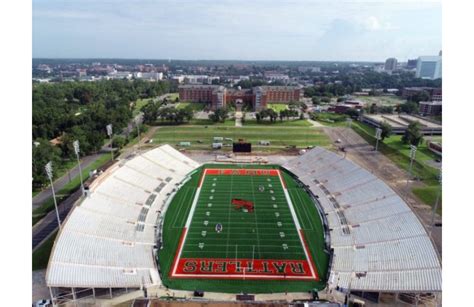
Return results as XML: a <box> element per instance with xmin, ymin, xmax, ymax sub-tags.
<box><xmin>134</xmin><ymin>72</ymin><xmax>163</xmax><ymax>81</ymax></box>
<box><xmin>416</xmin><ymin>56</ymin><xmax>442</xmax><ymax>80</ymax></box>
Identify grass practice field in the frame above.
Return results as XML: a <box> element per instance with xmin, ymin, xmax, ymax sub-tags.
<box><xmin>152</xmin><ymin>123</ymin><xmax>331</xmax><ymax>152</ymax></box>
<box><xmin>159</xmin><ymin>164</ymin><xmax>329</xmax><ymax>293</ymax></box>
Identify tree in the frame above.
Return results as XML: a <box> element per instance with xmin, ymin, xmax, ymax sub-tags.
<box><xmin>112</xmin><ymin>135</ymin><xmax>127</xmax><ymax>149</ymax></box>
<box><xmin>209</xmin><ymin>108</ymin><xmax>229</xmax><ymax>123</ymax></box>
<box><xmin>402</xmin><ymin>122</ymin><xmax>424</xmax><ymax>146</ymax></box>
<box><xmin>379</xmin><ymin>105</ymin><xmax>394</xmax><ymax>114</ymax></box>
<box><xmin>312</xmin><ymin>96</ymin><xmax>321</xmax><ymax>105</ymax></box>
<box><xmin>399</xmin><ymin>101</ymin><xmax>418</xmax><ymax>114</ymax></box>
<box><xmin>369</xmin><ymin>103</ymin><xmax>378</xmax><ymax>114</ymax></box>
<box><xmin>32</xmin><ymin>139</ymin><xmax>62</xmax><ymax>189</ymax></box>
<box><xmin>345</xmin><ymin>108</ymin><xmax>360</xmax><ymax>118</ymax></box>
<box><xmin>380</xmin><ymin>121</ymin><xmax>392</xmax><ymax>141</ymax></box>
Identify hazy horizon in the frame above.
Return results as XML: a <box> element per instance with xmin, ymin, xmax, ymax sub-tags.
<box><xmin>33</xmin><ymin>0</ymin><xmax>442</xmax><ymax>61</ymax></box>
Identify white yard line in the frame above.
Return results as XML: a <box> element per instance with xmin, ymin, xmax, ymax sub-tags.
<box><xmin>171</xmin><ymin>170</ymin><xmax>206</xmax><ymax>276</ymax></box>
<box><xmin>225</xmin><ymin>174</ymin><xmax>234</xmax><ymax>258</ymax></box>
<box><xmin>276</xmin><ymin>170</ymin><xmax>317</xmax><ymax>279</ymax></box>
<box><xmin>250</xmin><ymin>174</ymin><xmax>263</xmax><ymax>259</ymax></box>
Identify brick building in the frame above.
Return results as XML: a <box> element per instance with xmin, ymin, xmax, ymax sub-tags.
<box><xmin>178</xmin><ymin>85</ymin><xmax>301</xmax><ymax>110</ymax></box>
<box><xmin>402</xmin><ymin>87</ymin><xmax>442</xmax><ymax>101</ymax></box>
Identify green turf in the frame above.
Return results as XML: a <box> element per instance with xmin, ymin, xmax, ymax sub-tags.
<box><xmin>158</xmin><ymin>164</ymin><xmax>329</xmax><ymax>293</ymax></box>
<box><xmin>153</xmin><ymin>125</ymin><xmax>331</xmax><ymax>152</ymax></box>
<box><xmin>267</xmin><ymin>103</ymin><xmax>289</xmax><ymax>113</ymax></box>
<box><xmin>182</xmin><ymin>171</ymin><xmax>306</xmax><ymax>260</ymax></box>
<box><xmin>176</xmin><ymin>102</ymin><xmax>206</xmax><ymax>111</ymax></box>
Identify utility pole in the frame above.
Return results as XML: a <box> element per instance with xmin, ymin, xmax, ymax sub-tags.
<box><xmin>374</xmin><ymin>127</ymin><xmax>382</xmax><ymax>151</ymax></box>
<box><xmin>430</xmin><ymin>170</ymin><xmax>442</xmax><ymax>235</ymax></box>
<box><xmin>408</xmin><ymin>145</ymin><xmax>417</xmax><ymax>183</ymax></box>
<box><xmin>45</xmin><ymin>162</ymin><xmax>62</xmax><ymax>230</ymax></box>
<box><xmin>73</xmin><ymin>140</ymin><xmax>85</xmax><ymax>196</ymax></box>
<box><xmin>135</xmin><ymin>118</ymin><xmax>141</xmax><ymax>152</ymax></box>
<box><xmin>106</xmin><ymin>124</ymin><xmax>114</xmax><ymax>161</ymax></box>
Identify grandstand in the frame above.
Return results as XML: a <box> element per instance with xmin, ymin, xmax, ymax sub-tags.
<box><xmin>46</xmin><ymin>145</ymin><xmax>200</xmax><ymax>301</ymax></box>
<box><xmin>283</xmin><ymin>147</ymin><xmax>442</xmax><ymax>293</ymax></box>
<box><xmin>45</xmin><ymin>145</ymin><xmax>441</xmax><ymax>305</ymax></box>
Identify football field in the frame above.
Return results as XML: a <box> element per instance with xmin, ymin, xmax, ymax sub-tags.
<box><xmin>170</xmin><ymin>168</ymin><xmax>319</xmax><ymax>280</ymax></box>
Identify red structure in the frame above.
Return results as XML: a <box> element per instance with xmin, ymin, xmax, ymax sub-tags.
<box><xmin>231</xmin><ymin>198</ymin><xmax>254</xmax><ymax>212</ymax></box>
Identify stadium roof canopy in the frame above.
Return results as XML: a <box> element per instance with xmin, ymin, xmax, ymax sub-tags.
<box><xmin>283</xmin><ymin>147</ymin><xmax>442</xmax><ymax>292</ymax></box>
<box><xmin>46</xmin><ymin>145</ymin><xmax>200</xmax><ymax>288</ymax></box>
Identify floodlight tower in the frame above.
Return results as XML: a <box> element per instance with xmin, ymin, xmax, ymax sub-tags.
<box><xmin>106</xmin><ymin>124</ymin><xmax>114</xmax><ymax>161</ymax></box>
<box><xmin>73</xmin><ymin>140</ymin><xmax>85</xmax><ymax>196</ymax></box>
<box><xmin>45</xmin><ymin>161</ymin><xmax>62</xmax><ymax>230</ymax></box>
<box><xmin>135</xmin><ymin>117</ymin><xmax>141</xmax><ymax>152</ymax></box>
<box><xmin>408</xmin><ymin>145</ymin><xmax>417</xmax><ymax>181</ymax></box>
<box><xmin>374</xmin><ymin>127</ymin><xmax>382</xmax><ymax>151</ymax></box>
<box><xmin>430</xmin><ymin>170</ymin><xmax>442</xmax><ymax>234</ymax></box>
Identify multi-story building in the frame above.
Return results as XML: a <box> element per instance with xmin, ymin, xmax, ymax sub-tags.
<box><xmin>402</xmin><ymin>87</ymin><xmax>442</xmax><ymax>101</ymax></box>
<box><xmin>419</xmin><ymin>101</ymin><xmax>442</xmax><ymax>116</ymax></box>
<box><xmin>178</xmin><ymin>85</ymin><xmax>301</xmax><ymax>110</ymax></box>
<box><xmin>384</xmin><ymin>58</ymin><xmax>398</xmax><ymax>72</ymax></box>
<box><xmin>416</xmin><ymin>56</ymin><xmax>442</xmax><ymax>79</ymax></box>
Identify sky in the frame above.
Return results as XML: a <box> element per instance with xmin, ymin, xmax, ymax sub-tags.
<box><xmin>32</xmin><ymin>0</ymin><xmax>442</xmax><ymax>62</ymax></box>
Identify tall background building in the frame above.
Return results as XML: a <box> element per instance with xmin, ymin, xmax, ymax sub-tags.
<box><xmin>384</xmin><ymin>58</ymin><xmax>398</xmax><ymax>72</ymax></box>
<box><xmin>416</xmin><ymin>55</ymin><xmax>442</xmax><ymax>79</ymax></box>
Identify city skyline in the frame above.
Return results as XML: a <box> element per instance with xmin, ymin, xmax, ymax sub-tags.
<box><xmin>33</xmin><ymin>0</ymin><xmax>442</xmax><ymax>61</ymax></box>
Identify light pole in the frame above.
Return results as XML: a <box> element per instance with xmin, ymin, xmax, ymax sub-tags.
<box><xmin>408</xmin><ymin>145</ymin><xmax>417</xmax><ymax>182</ymax></box>
<box><xmin>374</xmin><ymin>127</ymin><xmax>382</xmax><ymax>151</ymax></box>
<box><xmin>430</xmin><ymin>170</ymin><xmax>442</xmax><ymax>234</ymax></box>
<box><xmin>346</xmin><ymin>118</ymin><xmax>352</xmax><ymax>129</ymax></box>
<box><xmin>106</xmin><ymin>124</ymin><xmax>114</xmax><ymax>161</ymax></box>
<box><xmin>45</xmin><ymin>161</ymin><xmax>62</xmax><ymax>230</ymax></box>
<box><xmin>135</xmin><ymin>118</ymin><xmax>141</xmax><ymax>152</ymax></box>
<box><xmin>73</xmin><ymin>140</ymin><xmax>85</xmax><ymax>196</ymax></box>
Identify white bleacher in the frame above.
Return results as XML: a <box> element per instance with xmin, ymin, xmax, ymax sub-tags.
<box><xmin>283</xmin><ymin>147</ymin><xmax>441</xmax><ymax>292</ymax></box>
<box><xmin>46</xmin><ymin>145</ymin><xmax>200</xmax><ymax>289</ymax></box>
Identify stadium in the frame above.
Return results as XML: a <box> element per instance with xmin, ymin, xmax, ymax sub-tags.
<box><xmin>45</xmin><ymin>145</ymin><xmax>442</xmax><ymax>305</ymax></box>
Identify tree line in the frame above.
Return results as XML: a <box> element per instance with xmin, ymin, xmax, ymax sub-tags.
<box><xmin>32</xmin><ymin>79</ymin><xmax>172</xmax><ymax>188</ymax></box>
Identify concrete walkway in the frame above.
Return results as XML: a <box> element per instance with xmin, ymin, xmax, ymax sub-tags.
<box><xmin>235</xmin><ymin>111</ymin><xmax>243</xmax><ymax>127</ymax></box>
<box><xmin>307</xmin><ymin>119</ymin><xmax>325</xmax><ymax>127</ymax></box>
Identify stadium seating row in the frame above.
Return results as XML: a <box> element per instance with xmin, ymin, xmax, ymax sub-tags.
<box><xmin>283</xmin><ymin>147</ymin><xmax>442</xmax><ymax>292</ymax></box>
<box><xmin>46</xmin><ymin>145</ymin><xmax>200</xmax><ymax>289</ymax></box>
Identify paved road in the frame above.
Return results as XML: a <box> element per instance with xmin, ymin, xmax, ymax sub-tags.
<box><xmin>32</xmin><ymin>153</ymin><xmax>102</xmax><ymax>209</ymax></box>
<box><xmin>32</xmin><ymin>188</ymin><xmax>83</xmax><ymax>250</ymax></box>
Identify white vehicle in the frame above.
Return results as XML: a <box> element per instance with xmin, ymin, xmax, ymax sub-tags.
<box><xmin>35</xmin><ymin>299</ymin><xmax>51</xmax><ymax>307</ymax></box>
<box><xmin>335</xmin><ymin>138</ymin><xmax>342</xmax><ymax>144</ymax></box>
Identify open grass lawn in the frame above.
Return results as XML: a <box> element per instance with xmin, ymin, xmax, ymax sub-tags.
<box><xmin>168</xmin><ymin>92</ymin><xmax>179</xmax><ymax>101</ymax></box>
<box><xmin>152</xmin><ymin>122</ymin><xmax>331</xmax><ymax>152</ymax></box>
<box><xmin>159</xmin><ymin>164</ymin><xmax>329</xmax><ymax>293</ymax></box>
<box><xmin>244</xmin><ymin>119</ymin><xmax>312</xmax><ymax>127</ymax></box>
<box><xmin>176</xmin><ymin>102</ymin><xmax>206</xmax><ymax>111</ymax></box>
<box><xmin>356</xmin><ymin>95</ymin><xmax>406</xmax><ymax>106</ymax></box>
<box><xmin>267</xmin><ymin>103</ymin><xmax>289</xmax><ymax>113</ymax></box>
<box><xmin>312</xmin><ymin>112</ymin><xmax>349</xmax><ymax>127</ymax></box>
<box><xmin>133</xmin><ymin>98</ymin><xmax>154</xmax><ymax>116</ymax></box>
<box><xmin>32</xmin><ymin>153</ymin><xmax>111</xmax><ymax>225</ymax></box>
<box><xmin>351</xmin><ymin>121</ymin><xmax>442</xmax><ymax>213</ymax></box>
